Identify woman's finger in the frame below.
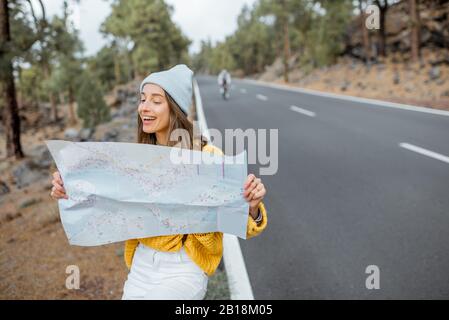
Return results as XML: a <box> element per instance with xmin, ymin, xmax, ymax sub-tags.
<box><xmin>244</xmin><ymin>174</ymin><xmax>256</xmax><ymax>189</ymax></box>
<box><xmin>53</xmin><ymin>171</ymin><xmax>63</xmax><ymax>185</ymax></box>
<box><xmin>51</xmin><ymin>189</ymin><xmax>62</xmax><ymax>199</ymax></box>
<box><xmin>244</xmin><ymin>178</ymin><xmax>261</xmax><ymax>197</ymax></box>
<box><xmin>247</xmin><ymin>184</ymin><xmax>265</xmax><ymax>201</ymax></box>
<box><xmin>52</xmin><ymin>182</ymin><xmax>65</xmax><ymax>192</ymax></box>
<box><xmin>56</xmin><ymin>186</ymin><xmax>66</xmax><ymax>194</ymax></box>
<box><xmin>250</xmin><ymin>178</ymin><xmax>261</xmax><ymax>190</ymax></box>
<box><xmin>248</xmin><ymin>187</ymin><xmax>260</xmax><ymax>200</ymax></box>
<box><xmin>246</xmin><ymin>188</ymin><xmax>258</xmax><ymax>201</ymax></box>
<box><xmin>251</xmin><ymin>189</ymin><xmax>266</xmax><ymax>201</ymax></box>
<box><xmin>244</xmin><ymin>184</ymin><xmax>256</xmax><ymax>197</ymax></box>
<box><xmin>245</xmin><ymin>177</ymin><xmax>260</xmax><ymax>191</ymax></box>
<box><xmin>52</xmin><ymin>184</ymin><xmax>65</xmax><ymax>193</ymax></box>
<box><xmin>51</xmin><ymin>184</ymin><xmax>67</xmax><ymax>197</ymax></box>
<box><xmin>52</xmin><ymin>186</ymin><xmax>63</xmax><ymax>196</ymax></box>
<box><xmin>53</xmin><ymin>190</ymin><xmax>68</xmax><ymax>199</ymax></box>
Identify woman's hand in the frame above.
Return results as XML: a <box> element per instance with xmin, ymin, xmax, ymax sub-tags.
<box><xmin>243</xmin><ymin>174</ymin><xmax>266</xmax><ymax>219</ymax></box>
<box><xmin>50</xmin><ymin>171</ymin><xmax>68</xmax><ymax>200</ymax></box>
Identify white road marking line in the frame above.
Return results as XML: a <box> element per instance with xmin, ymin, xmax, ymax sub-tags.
<box><xmin>243</xmin><ymin>79</ymin><xmax>449</xmax><ymax>117</ymax></box>
<box><xmin>193</xmin><ymin>80</ymin><xmax>210</xmax><ymax>142</ymax></box>
<box><xmin>240</xmin><ymin>89</ymin><xmax>247</xmax><ymax>94</ymax></box>
<box><xmin>290</xmin><ymin>105</ymin><xmax>316</xmax><ymax>117</ymax></box>
<box><xmin>256</xmin><ymin>94</ymin><xmax>267</xmax><ymax>101</ymax></box>
<box><xmin>399</xmin><ymin>143</ymin><xmax>449</xmax><ymax>164</ymax></box>
<box><xmin>222</xmin><ymin>235</ymin><xmax>255</xmax><ymax>300</ymax></box>
<box><xmin>193</xmin><ymin>79</ymin><xmax>255</xmax><ymax>300</ymax></box>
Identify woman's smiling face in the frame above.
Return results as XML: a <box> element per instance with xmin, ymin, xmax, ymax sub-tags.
<box><xmin>138</xmin><ymin>83</ymin><xmax>171</xmax><ymax>142</ymax></box>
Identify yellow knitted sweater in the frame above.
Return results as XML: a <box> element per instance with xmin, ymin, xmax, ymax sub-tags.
<box><xmin>124</xmin><ymin>144</ymin><xmax>268</xmax><ymax>276</ymax></box>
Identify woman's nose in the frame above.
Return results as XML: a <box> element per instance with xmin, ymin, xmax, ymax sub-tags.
<box><xmin>140</xmin><ymin>100</ymin><xmax>153</xmax><ymax>111</ymax></box>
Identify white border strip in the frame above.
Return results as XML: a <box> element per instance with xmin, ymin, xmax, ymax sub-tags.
<box><xmin>399</xmin><ymin>143</ymin><xmax>449</xmax><ymax>164</ymax></box>
<box><xmin>242</xmin><ymin>78</ymin><xmax>449</xmax><ymax>117</ymax></box>
<box><xmin>290</xmin><ymin>105</ymin><xmax>316</xmax><ymax>117</ymax></box>
<box><xmin>193</xmin><ymin>79</ymin><xmax>255</xmax><ymax>300</ymax></box>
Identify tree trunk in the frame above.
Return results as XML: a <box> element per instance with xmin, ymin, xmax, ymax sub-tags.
<box><xmin>410</xmin><ymin>0</ymin><xmax>421</xmax><ymax>62</ymax></box>
<box><xmin>68</xmin><ymin>87</ymin><xmax>77</xmax><ymax>125</ymax></box>
<box><xmin>16</xmin><ymin>63</ymin><xmax>22</xmax><ymax>109</ymax></box>
<box><xmin>1</xmin><ymin>0</ymin><xmax>24</xmax><ymax>159</ymax></box>
<box><xmin>282</xmin><ymin>18</ymin><xmax>290</xmax><ymax>83</ymax></box>
<box><xmin>50</xmin><ymin>93</ymin><xmax>58</xmax><ymax>121</ymax></box>
<box><xmin>375</xmin><ymin>0</ymin><xmax>389</xmax><ymax>57</ymax></box>
<box><xmin>359</xmin><ymin>0</ymin><xmax>371</xmax><ymax>64</ymax></box>
<box><xmin>114</xmin><ymin>55</ymin><xmax>121</xmax><ymax>85</ymax></box>
<box><xmin>378</xmin><ymin>9</ymin><xmax>386</xmax><ymax>56</ymax></box>
<box><xmin>126</xmin><ymin>50</ymin><xmax>134</xmax><ymax>81</ymax></box>
<box><xmin>42</xmin><ymin>63</ymin><xmax>58</xmax><ymax>122</ymax></box>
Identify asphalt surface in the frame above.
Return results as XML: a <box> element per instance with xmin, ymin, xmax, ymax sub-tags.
<box><xmin>196</xmin><ymin>75</ymin><xmax>449</xmax><ymax>299</ymax></box>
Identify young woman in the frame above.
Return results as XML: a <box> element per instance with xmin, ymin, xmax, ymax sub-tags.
<box><xmin>50</xmin><ymin>64</ymin><xmax>268</xmax><ymax>300</ymax></box>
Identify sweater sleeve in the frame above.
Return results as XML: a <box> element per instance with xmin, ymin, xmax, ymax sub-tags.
<box><xmin>246</xmin><ymin>201</ymin><xmax>268</xmax><ymax>239</ymax></box>
<box><xmin>124</xmin><ymin>239</ymin><xmax>139</xmax><ymax>269</ymax></box>
<box><xmin>189</xmin><ymin>201</ymin><xmax>268</xmax><ymax>246</ymax></box>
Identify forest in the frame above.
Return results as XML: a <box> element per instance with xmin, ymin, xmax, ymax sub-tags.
<box><xmin>1</xmin><ymin>0</ymin><xmax>448</xmax><ymax>160</ymax></box>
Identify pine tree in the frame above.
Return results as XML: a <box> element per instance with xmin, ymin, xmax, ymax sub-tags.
<box><xmin>1</xmin><ymin>0</ymin><xmax>24</xmax><ymax>159</ymax></box>
<box><xmin>76</xmin><ymin>74</ymin><xmax>110</xmax><ymax>130</ymax></box>
<box><xmin>101</xmin><ymin>0</ymin><xmax>190</xmax><ymax>77</ymax></box>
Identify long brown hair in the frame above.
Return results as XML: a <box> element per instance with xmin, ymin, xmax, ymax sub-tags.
<box><xmin>137</xmin><ymin>90</ymin><xmax>208</xmax><ymax>151</ymax></box>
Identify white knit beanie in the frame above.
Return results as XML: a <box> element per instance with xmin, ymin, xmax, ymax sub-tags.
<box><xmin>139</xmin><ymin>64</ymin><xmax>194</xmax><ymax>115</ymax></box>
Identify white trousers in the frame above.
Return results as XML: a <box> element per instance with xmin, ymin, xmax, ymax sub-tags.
<box><xmin>121</xmin><ymin>243</ymin><xmax>208</xmax><ymax>300</ymax></box>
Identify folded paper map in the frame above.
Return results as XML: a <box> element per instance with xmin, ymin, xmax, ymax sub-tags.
<box><xmin>45</xmin><ymin>140</ymin><xmax>249</xmax><ymax>246</ymax></box>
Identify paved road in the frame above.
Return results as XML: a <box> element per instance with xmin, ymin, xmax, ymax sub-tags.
<box><xmin>196</xmin><ymin>75</ymin><xmax>449</xmax><ymax>299</ymax></box>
